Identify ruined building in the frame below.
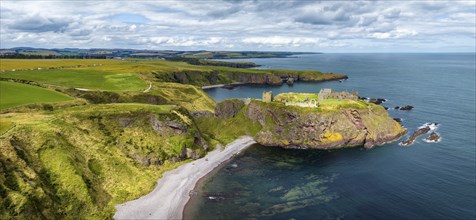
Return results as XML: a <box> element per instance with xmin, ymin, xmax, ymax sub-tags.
<box><xmin>318</xmin><ymin>88</ymin><xmax>358</xmax><ymax>101</ymax></box>
<box><xmin>262</xmin><ymin>91</ymin><xmax>273</xmax><ymax>103</ymax></box>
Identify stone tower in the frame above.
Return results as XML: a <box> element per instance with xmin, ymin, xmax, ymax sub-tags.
<box><xmin>262</xmin><ymin>91</ymin><xmax>272</xmax><ymax>103</ymax></box>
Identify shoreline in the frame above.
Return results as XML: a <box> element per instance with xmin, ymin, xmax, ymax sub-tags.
<box><xmin>201</xmin><ymin>77</ymin><xmax>348</xmax><ymax>90</ymax></box>
<box><xmin>113</xmin><ymin>136</ymin><xmax>256</xmax><ymax>220</ymax></box>
<box><xmin>201</xmin><ymin>82</ymin><xmax>246</xmax><ymax>90</ymax></box>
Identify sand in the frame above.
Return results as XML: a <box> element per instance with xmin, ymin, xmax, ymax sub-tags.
<box><xmin>114</xmin><ymin>136</ymin><xmax>256</xmax><ymax>220</ymax></box>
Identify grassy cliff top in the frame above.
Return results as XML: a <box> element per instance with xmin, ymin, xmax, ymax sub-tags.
<box><xmin>273</xmin><ymin>92</ymin><xmax>374</xmax><ymax>112</ymax></box>
<box><xmin>274</xmin><ymin>92</ymin><xmax>319</xmax><ymax>102</ymax></box>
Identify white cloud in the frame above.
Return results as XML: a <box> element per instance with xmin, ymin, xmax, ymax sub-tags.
<box><xmin>242</xmin><ymin>36</ymin><xmax>320</xmax><ymax>47</ymax></box>
<box><xmin>0</xmin><ymin>0</ymin><xmax>474</xmax><ymax>52</ymax></box>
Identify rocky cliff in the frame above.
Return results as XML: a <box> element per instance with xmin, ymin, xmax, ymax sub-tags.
<box><xmin>217</xmin><ymin>99</ymin><xmax>406</xmax><ymax>149</ymax></box>
<box><xmin>159</xmin><ymin>69</ymin><xmax>347</xmax><ymax>86</ymax></box>
<box><xmin>0</xmin><ymin>104</ymin><xmax>209</xmax><ymax>219</ymax></box>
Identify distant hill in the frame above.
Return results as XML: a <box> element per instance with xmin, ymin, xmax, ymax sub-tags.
<box><xmin>0</xmin><ymin>48</ymin><xmax>319</xmax><ymax>59</ymax></box>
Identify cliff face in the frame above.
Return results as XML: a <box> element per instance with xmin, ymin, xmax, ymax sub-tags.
<box><xmin>235</xmin><ymin>100</ymin><xmax>406</xmax><ymax>149</ymax></box>
<box><xmin>165</xmin><ymin>70</ymin><xmax>347</xmax><ymax>86</ymax></box>
<box><xmin>0</xmin><ymin>104</ymin><xmax>208</xmax><ymax>219</ymax></box>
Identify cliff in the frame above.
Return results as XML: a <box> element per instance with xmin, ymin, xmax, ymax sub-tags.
<box><xmin>0</xmin><ymin>104</ymin><xmax>209</xmax><ymax>219</ymax></box>
<box><xmin>216</xmin><ymin>99</ymin><xmax>406</xmax><ymax>149</ymax></box>
<box><xmin>157</xmin><ymin>69</ymin><xmax>347</xmax><ymax>86</ymax></box>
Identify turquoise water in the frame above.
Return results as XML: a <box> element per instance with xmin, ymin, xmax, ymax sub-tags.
<box><xmin>186</xmin><ymin>53</ymin><xmax>476</xmax><ymax>219</ymax></box>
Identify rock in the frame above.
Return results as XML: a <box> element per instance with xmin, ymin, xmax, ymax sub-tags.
<box><xmin>287</xmin><ymin>77</ymin><xmax>294</xmax><ymax>85</ymax></box>
<box><xmin>399</xmin><ymin>105</ymin><xmax>414</xmax><ymax>111</ymax></box>
<box><xmin>384</xmin><ymin>106</ymin><xmax>389</xmax><ymax>110</ymax></box>
<box><xmin>215</xmin><ymin>99</ymin><xmax>245</xmax><ymax>118</ymax></box>
<box><xmin>368</xmin><ymin>98</ymin><xmax>387</xmax><ymax>105</ymax></box>
<box><xmin>400</xmin><ymin>126</ymin><xmax>431</xmax><ymax>146</ymax></box>
<box><xmin>185</xmin><ymin>148</ymin><xmax>194</xmax><ymax>159</ymax></box>
<box><xmin>393</xmin><ymin>118</ymin><xmax>403</xmax><ymax>123</ymax></box>
<box><xmin>191</xmin><ymin>110</ymin><xmax>214</xmax><ymax>118</ymax></box>
<box><xmin>395</xmin><ymin>105</ymin><xmax>414</xmax><ymax>111</ymax></box>
<box><xmin>424</xmin><ymin>132</ymin><xmax>441</xmax><ymax>143</ymax></box>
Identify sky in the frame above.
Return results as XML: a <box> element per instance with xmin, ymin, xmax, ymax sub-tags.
<box><xmin>1</xmin><ymin>0</ymin><xmax>475</xmax><ymax>52</ymax></box>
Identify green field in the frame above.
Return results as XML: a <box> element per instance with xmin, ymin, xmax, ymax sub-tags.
<box><xmin>0</xmin><ymin>59</ymin><xmax>120</xmax><ymax>70</ymax></box>
<box><xmin>1</xmin><ymin>69</ymin><xmax>147</xmax><ymax>91</ymax></box>
<box><xmin>0</xmin><ymin>81</ymin><xmax>73</xmax><ymax>110</ymax></box>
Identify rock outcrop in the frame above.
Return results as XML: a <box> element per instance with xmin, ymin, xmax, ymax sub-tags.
<box><xmin>400</xmin><ymin>126</ymin><xmax>431</xmax><ymax>146</ymax></box>
<box><xmin>222</xmin><ymin>99</ymin><xmax>407</xmax><ymax>149</ymax></box>
<box><xmin>215</xmin><ymin>99</ymin><xmax>245</xmax><ymax>118</ymax></box>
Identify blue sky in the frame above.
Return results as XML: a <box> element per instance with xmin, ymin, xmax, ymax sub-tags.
<box><xmin>1</xmin><ymin>0</ymin><xmax>475</xmax><ymax>52</ymax></box>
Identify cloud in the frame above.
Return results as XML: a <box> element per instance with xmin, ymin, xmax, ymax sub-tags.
<box><xmin>242</xmin><ymin>36</ymin><xmax>320</xmax><ymax>47</ymax></box>
<box><xmin>0</xmin><ymin>0</ymin><xmax>474</xmax><ymax>52</ymax></box>
<box><xmin>368</xmin><ymin>28</ymin><xmax>417</xmax><ymax>39</ymax></box>
<box><xmin>384</xmin><ymin>8</ymin><xmax>401</xmax><ymax>19</ymax></box>
<box><xmin>206</xmin><ymin>5</ymin><xmax>241</xmax><ymax>18</ymax></box>
<box><xmin>9</xmin><ymin>15</ymin><xmax>71</xmax><ymax>33</ymax></box>
<box><xmin>106</xmin><ymin>13</ymin><xmax>150</xmax><ymax>24</ymax></box>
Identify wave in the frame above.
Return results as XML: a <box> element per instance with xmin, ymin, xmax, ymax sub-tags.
<box><xmin>418</xmin><ymin>122</ymin><xmax>439</xmax><ymax>131</ymax></box>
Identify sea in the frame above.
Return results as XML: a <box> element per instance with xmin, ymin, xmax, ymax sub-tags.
<box><xmin>184</xmin><ymin>53</ymin><xmax>476</xmax><ymax>219</ymax></box>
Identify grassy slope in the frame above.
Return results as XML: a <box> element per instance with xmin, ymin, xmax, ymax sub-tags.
<box><xmin>196</xmin><ymin>107</ymin><xmax>262</xmax><ymax>145</ymax></box>
<box><xmin>0</xmin><ymin>81</ymin><xmax>73</xmax><ymax>110</ymax></box>
<box><xmin>0</xmin><ymin>103</ymin><xmax>205</xmax><ymax>219</ymax></box>
<box><xmin>1</xmin><ymin>69</ymin><xmax>146</xmax><ymax>91</ymax></box>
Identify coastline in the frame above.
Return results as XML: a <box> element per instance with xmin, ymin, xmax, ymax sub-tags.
<box><xmin>201</xmin><ymin>82</ymin><xmax>246</xmax><ymax>90</ymax></box>
<box><xmin>113</xmin><ymin>136</ymin><xmax>257</xmax><ymax>220</ymax></box>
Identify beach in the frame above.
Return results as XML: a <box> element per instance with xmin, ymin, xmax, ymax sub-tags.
<box><xmin>114</xmin><ymin>136</ymin><xmax>256</xmax><ymax>219</ymax></box>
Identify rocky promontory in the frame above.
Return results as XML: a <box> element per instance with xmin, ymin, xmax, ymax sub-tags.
<box><xmin>216</xmin><ymin>98</ymin><xmax>407</xmax><ymax>149</ymax></box>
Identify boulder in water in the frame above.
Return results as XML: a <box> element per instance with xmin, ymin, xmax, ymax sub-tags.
<box><xmin>424</xmin><ymin>132</ymin><xmax>441</xmax><ymax>143</ymax></box>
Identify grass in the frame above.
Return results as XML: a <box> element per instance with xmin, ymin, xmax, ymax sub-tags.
<box><xmin>274</xmin><ymin>93</ymin><xmax>319</xmax><ymax>102</ymax></box>
<box><xmin>274</xmin><ymin>92</ymin><xmax>371</xmax><ymax>112</ymax></box>
<box><xmin>0</xmin><ymin>81</ymin><xmax>73</xmax><ymax>110</ymax></box>
<box><xmin>0</xmin><ymin>118</ymin><xmax>14</xmax><ymax>134</ymax></box>
<box><xmin>0</xmin><ymin>59</ymin><xmax>120</xmax><ymax>71</ymax></box>
<box><xmin>317</xmin><ymin>99</ymin><xmax>371</xmax><ymax>112</ymax></box>
<box><xmin>150</xmin><ymin>82</ymin><xmax>216</xmax><ymax>112</ymax></box>
<box><xmin>1</xmin><ymin>69</ymin><xmax>147</xmax><ymax>91</ymax></box>
<box><xmin>196</xmin><ymin>108</ymin><xmax>262</xmax><ymax>145</ymax></box>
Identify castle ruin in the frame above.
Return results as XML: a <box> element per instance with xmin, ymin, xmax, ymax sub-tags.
<box><xmin>318</xmin><ymin>88</ymin><xmax>358</xmax><ymax>101</ymax></box>
<box><xmin>262</xmin><ymin>91</ymin><xmax>273</xmax><ymax>103</ymax></box>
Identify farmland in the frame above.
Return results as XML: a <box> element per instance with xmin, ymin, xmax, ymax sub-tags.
<box><xmin>0</xmin><ymin>81</ymin><xmax>73</xmax><ymax>110</ymax></box>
